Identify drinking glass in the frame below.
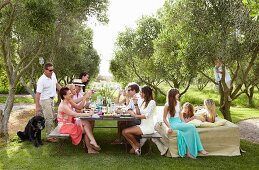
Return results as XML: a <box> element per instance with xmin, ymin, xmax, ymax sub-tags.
<box><xmin>90</xmin><ymin>102</ymin><xmax>97</xmax><ymax>112</ymax></box>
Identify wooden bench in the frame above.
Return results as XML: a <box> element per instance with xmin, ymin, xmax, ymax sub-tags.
<box><xmin>48</xmin><ymin>126</ymin><xmax>70</xmax><ymax>139</ymax></box>
<box><xmin>141</xmin><ymin>132</ymin><xmax>162</xmax><ymax>155</ymax></box>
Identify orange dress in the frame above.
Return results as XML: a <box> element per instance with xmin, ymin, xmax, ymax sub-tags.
<box><xmin>58</xmin><ymin>112</ymin><xmax>82</xmax><ymax>145</ymax></box>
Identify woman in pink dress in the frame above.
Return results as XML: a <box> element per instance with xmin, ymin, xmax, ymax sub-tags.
<box><xmin>58</xmin><ymin>87</ymin><xmax>100</xmax><ymax>153</ymax></box>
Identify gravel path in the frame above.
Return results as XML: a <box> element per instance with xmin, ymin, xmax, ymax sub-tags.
<box><xmin>237</xmin><ymin>119</ymin><xmax>259</xmax><ymax>144</ymax></box>
<box><xmin>0</xmin><ymin>103</ymin><xmax>35</xmax><ymax>112</ymax></box>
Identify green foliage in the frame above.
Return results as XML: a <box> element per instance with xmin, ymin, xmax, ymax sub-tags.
<box><xmin>110</xmin><ymin>16</ymin><xmax>164</xmax><ymax>95</ymax></box>
<box><xmin>24</xmin><ymin>0</ymin><xmax>56</xmax><ymax>33</ymax></box>
<box><xmin>243</xmin><ymin>0</ymin><xmax>259</xmax><ymax>20</ymax></box>
<box><xmin>0</xmin><ymin>96</ymin><xmax>34</xmax><ymax>103</ymax></box>
<box><xmin>52</xmin><ymin>26</ymin><xmax>100</xmax><ymax>84</ymax></box>
<box><xmin>156</xmin><ymin>93</ymin><xmax>166</xmax><ymax>105</ymax></box>
<box><xmin>153</xmin><ymin>0</ymin><xmax>195</xmax><ymax>89</ymax></box>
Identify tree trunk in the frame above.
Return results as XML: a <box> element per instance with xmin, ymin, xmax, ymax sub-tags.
<box><xmin>0</xmin><ymin>86</ymin><xmax>16</xmax><ymax>141</ymax></box>
<box><xmin>219</xmin><ymin>81</ymin><xmax>232</xmax><ymax>121</ymax></box>
<box><xmin>219</xmin><ymin>100</ymin><xmax>232</xmax><ymax>122</ymax></box>
<box><xmin>20</xmin><ymin>77</ymin><xmax>36</xmax><ymax>99</ymax></box>
<box><xmin>154</xmin><ymin>88</ymin><xmax>158</xmax><ymax>100</ymax></box>
<box><xmin>248</xmin><ymin>86</ymin><xmax>254</xmax><ymax>108</ymax></box>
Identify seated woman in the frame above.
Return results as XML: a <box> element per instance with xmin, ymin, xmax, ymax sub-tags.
<box><xmin>65</xmin><ymin>84</ymin><xmax>97</xmax><ymax>153</ymax></box>
<box><xmin>66</xmin><ymin>84</ymin><xmax>90</xmax><ymax>112</ymax></box>
<box><xmin>181</xmin><ymin>102</ymin><xmax>196</xmax><ymax>123</ymax></box>
<box><xmin>122</xmin><ymin>86</ymin><xmax>156</xmax><ymax>156</ymax></box>
<box><xmin>58</xmin><ymin>87</ymin><xmax>100</xmax><ymax>154</ymax></box>
<box><xmin>163</xmin><ymin>88</ymin><xmax>208</xmax><ymax>159</ymax></box>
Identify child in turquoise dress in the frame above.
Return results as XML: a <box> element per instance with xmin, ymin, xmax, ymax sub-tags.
<box><xmin>163</xmin><ymin>88</ymin><xmax>208</xmax><ymax>158</ymax></box>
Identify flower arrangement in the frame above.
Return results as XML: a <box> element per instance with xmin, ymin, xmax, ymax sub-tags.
<box><xmin>91</xmin><ymin>81</ymin><xmax>121</xmax><ymax>99</ymax></box>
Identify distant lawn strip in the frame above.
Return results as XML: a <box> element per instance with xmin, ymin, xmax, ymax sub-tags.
<box><xmin>0</xmin><ymin>96</ymin><xmax>34</xmax><ymax>104</ymax></box>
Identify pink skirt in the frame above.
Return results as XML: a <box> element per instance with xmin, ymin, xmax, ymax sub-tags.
<box><xmin>59</xmin><ymin>123</ymin><xmax>82</xmax><ymax>145</ymax></box>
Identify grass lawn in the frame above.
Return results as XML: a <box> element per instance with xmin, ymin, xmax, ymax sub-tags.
<box><xmin>1</xmin><ymin>126</ymin><xmax>259</xmax><ymax>170</ymax></box>
<box><xmin>0</xmin><ymin>96</ymin><xmax>34</xmax><ymax>104</ymax></box>
<box><xmin>0</xmin><ymin>85</ymin><xmax>259</xmax><ymax>169</ymax></box>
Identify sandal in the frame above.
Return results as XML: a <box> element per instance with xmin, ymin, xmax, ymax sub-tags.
<box><xmin>90</xmin><ymin>144</ymin><xmax>101</xmax><ymax>151</ymax></box>
<box><xmin>135</xmin><ymin>148</ymin><xmax>141</xmax><ymax>156</ymax></box>
<box><xmin>187</xmin><ymin>152</ymin><xmax>196</xmax><ymax>159</ymax></box>
<box><xmin>47</xmin><ymin>137</ymin><xmax>59</xmax><ymax>143</ymax></box>
<box><xmin>199</xmin><ymin>150</ymin><xmax>209</xmax><ymax>156</ymax></box>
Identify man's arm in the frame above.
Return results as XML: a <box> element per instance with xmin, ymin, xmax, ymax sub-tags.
<box><xmin>35</xmin><ymin>92</ymin><xmax>41</xmax><ymax>115</ymax></box>
<box><xmin>56</xmin><ymin>83</ymin><xmax>62</xmax><ymax>91</ymax></box>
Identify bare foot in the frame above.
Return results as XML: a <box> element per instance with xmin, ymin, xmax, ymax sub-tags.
<box><xmin>187</xmin><ymin>152</ymin><xmax>196</xmax><ymax>159</ymax></box>
<box><xmin>129</xmin><ymin>148</ymin><xmax>135</xmax><ymax>154</ymax></box>
<box><xmin>199</xmin><ymin>150</ymin><xmax>208</xmax><ymax>156</ymax></box>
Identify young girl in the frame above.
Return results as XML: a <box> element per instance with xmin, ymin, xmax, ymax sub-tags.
<box><xmin>163</xmin><ymin>88</ymin><xmax>208</xmax><ymax>159</ymax></box>
<box><xmin>204</xmin><ymin>99</ymin><xmax>217</xmax><ymax>123</ymax></box>
<box><xmin>181</xmin><ymin>102</ymin><xmax>195</xmax><ymax>123</ymax></box>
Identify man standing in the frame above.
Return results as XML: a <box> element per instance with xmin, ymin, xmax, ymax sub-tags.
<box><xmin>35</xmin><ymin>62</ymin><xmax>61</xmax><ymax>142</ymax></box>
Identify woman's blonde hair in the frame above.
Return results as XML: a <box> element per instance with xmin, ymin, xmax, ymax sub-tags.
<box><xmin>204</xmin><ymin>99</ymin><xmax>216</xmax><ymax>123</ymax></box>
<box><xmin>66</xmin><ymin>84</ymin><xmax>75</xmax><ymax>91</ymax></box>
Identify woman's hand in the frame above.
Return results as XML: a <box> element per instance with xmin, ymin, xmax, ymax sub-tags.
<box><xmin>85</xmin><ymin>110</ymin><xmax>94</xmax><ymax>117</ymax></box>
<box><xmin>167</xmin><ymin>128</ymin><xmax>173</xmax><ymax>134</ymax></box>
<box><xmin>127</xmin><ymin>110</ymin><xmax>136</xmax><ymax>117</ymax></box>
<box><xmin>84</xmin><ymin>90</ymin><xmax>93</xmax><ymax>99</ymax></box>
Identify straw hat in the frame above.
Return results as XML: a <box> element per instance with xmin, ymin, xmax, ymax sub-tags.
<box><xmin>72</xmin><ymin>79</ymin><xmax>85</xmax><ymax>86</ymax></box>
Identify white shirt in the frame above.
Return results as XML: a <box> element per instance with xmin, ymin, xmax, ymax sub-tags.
<box><xmin>214</xmin><ymin>65</ymin><xmax>231</xmax><ymax>83</ymax></box>
<box><xmin>138</xmin><ymin>100</ymin><xmax>157</xmax><ymax>134</ymax></box>
<box><xmin>36</xmin><ymin>72</ymin><xmax>57</xmax><ymax>100</ymax></box>
<box><xmin>126</xmin><ymin>93</ymin><xmax>144</xmax><ymax>112</ymax></box>
<box><xmin>72</xmin><ymin>93</ymin><xmax>86</xmax><ymax>107</ymax></box>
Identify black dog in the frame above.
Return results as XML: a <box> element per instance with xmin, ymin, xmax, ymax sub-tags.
<box><xmin>17</xmin><ymin>116</ymin><xmax>45</xmax><ymax>147</ymax></box>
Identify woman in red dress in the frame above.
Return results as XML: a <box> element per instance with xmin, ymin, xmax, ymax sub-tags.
<box><xmin>58</xmin><ymin>87</ymin><xmax>100</xmax><ymax>153</ymax></box>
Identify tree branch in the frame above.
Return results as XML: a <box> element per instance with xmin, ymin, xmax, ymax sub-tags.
<box><xmin>15</xmin><ymin>41</ymin><xmax>44</xmax><ymax>85</ymax></box>
<box><xmin>131</xmin><ymin>60</ymin><xmax>166</xmax><ymax>96</ymax></box>
<box><xmin>198</xmin><ymin>70</ymin><xmax>217</xmax><ymax>84</ymax></box>
<box><xmin>180</xmin><ymin>78</ymin><xmax>192</xmax><ymax>96</ymax></box>
<box><xmin>0</xmin><ymin>0</ymin><xmax>11</xmax><ymax>11</ymax></box>
<box><xmin>3</xmin><ymin>3</ymin><xmax>15</xmax><ymax>35</ymax></box>
<box><xmin>231</xmin><ymin>61</ymin><xmax>240</xmax><ymax>86</ymax></box>
<box><xmin>165</xmin><ymin>80</ymin><xmax>174</xmax><ymax>88</ymax></box>
<box><xmin>232</xmin><ymin>50</ymin><xmax>258</xmax><ymax>98</ymax></box>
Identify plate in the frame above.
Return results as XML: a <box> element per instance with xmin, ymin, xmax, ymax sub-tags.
<box><xmin>120</xmin><ymin>114</ymin><xmax>131</xmax><ymax>117</ymax></box>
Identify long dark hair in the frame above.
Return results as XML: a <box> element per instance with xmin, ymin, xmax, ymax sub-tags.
<box><xmin>141</xmin><ymin>86</ymin><xmax>153</xmax><ymax>108</ymax></box>
<box><xmin>60</xmin><ymin>87</ymin><xmax>70</xmax><ymax>100</ymax></box>
<box><xmin>79</xmin><ymin>72</ymin><xmax>89</xmax><ymax>92</ymax></box>
<box><xmin>167</xmin><ymin>88</ymin><xmax>179</xmax><ymax>117</ymax></box>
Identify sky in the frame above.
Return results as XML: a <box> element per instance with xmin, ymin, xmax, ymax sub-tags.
<box><xmin>88</xmin><ymin>0</ymin><xmax>165</xmax><ymax>76</ymax></box>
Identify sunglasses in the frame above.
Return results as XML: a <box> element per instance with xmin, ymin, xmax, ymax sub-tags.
<box><xmin>47</xmin><ymin>69</ymin><xmax>54</xmax><ymax>72</ymax></box>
